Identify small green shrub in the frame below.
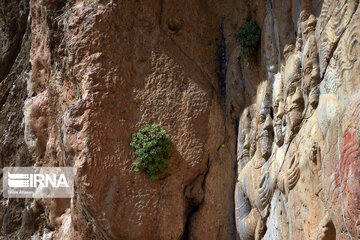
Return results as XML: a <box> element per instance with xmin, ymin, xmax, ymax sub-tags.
<box><xmin>130</xmin><ymin>124</ymin><xmax>172</xmax><ymax>180</ymax></box>
<box><xmin>235</xmin><ymin>21</ymin><xmax>261</xmax><ymax>61</ymax></box>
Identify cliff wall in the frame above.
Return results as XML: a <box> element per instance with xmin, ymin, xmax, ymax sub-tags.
<box><xmin>0</xmin><ymin>0</ymin><xmax>359</xmax><ymax>239</ymax></box>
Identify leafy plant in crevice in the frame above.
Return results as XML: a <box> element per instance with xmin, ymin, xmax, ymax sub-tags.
<box><xmin>130</xmin><ymin>124</ymin><xmax>172</xmax><ymax>180</ymax></box>
<box><xmin>235</xmin><ymin>21</ymin><xmax>261</xmax><ymax>61</ymax></box>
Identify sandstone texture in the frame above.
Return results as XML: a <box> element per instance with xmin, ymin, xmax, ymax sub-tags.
<box><xmin>0</xmin><ymin>0</ymin><xmax>359</xmax><ymax>240</ymax></box>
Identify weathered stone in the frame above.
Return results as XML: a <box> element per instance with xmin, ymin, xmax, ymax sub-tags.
<box><xmin>1</xmin><ymin>0</ymin><xmax>360</xmax><ymax>239</ymax></box>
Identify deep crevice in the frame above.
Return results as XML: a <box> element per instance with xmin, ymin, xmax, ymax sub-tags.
<box><xmin>181</xmin><ymin>156</ymin><xmax>210</xmax><ymax>240</ymax></box>
<box><xmin>0</xmin><ymin>0</ymin><xmax>29</xmax><ymax>82</ymax></box>
<box><xmin>181</xmin><ymin>204</ymin><xmax>200</xmax><ymax>240</ymax></box>
<box><xmin>217</xmin><ymin>22</ymin><xmax>227</xmax><ymax>104</ymax></box>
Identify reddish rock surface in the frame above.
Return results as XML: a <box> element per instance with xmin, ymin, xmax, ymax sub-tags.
<box><xmin>1</xmin><ymin>0</ymin><xmax>360</xmax><ymax>239</ymax></box>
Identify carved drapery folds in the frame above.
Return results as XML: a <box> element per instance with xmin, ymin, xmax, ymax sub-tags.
<box><xmin>235</xmin><ymin>2</ymin><xmax>360</xmax><ymax>239</ymax></box>
<box><xmin>235</xmin><ymin>89</ymin><xmax>275</xmax><ymax>240</ymax></box>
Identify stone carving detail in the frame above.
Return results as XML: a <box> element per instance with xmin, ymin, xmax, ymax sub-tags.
<box><xmin>235</xmin><ymin>3</ymin><xmax>360</xmax><ymax>239</ymax></box>
<box><xmin>300</xmin><ymin>11</ymin><xmax>320</xmax><ymax>116</ymax></box>
<box><xmin>322</xmin><ymin>7</ymin><xmax>360</xmax><ymax>97</ymax></box>
<box><xmin>272</xmin><ymin>73</ymin><xmax>285</xmax><ymax>147</ymax></box>
<box><xmin>318</xmin><ymin>19</ymin><xmax>360</xmax><ymax>237</ymax></box>
<box><xmin>237</xmin><ymin>108</ymin><xmax>251</xmax><ymax>171</ymax></box>
<box><xmin>316</xmin><ymin>0</ymin><xmax>334</xmax><ymax>35</ymax></box>
<box><xmin>321</xmin><ymin>93</ymin><xmax>360</xmax><ymax>239</ymax></box>
<box><xmin>318</xmin><ymin>0</ymin><xmax>358</xmax><ymax>76</ymax></box>
<box><xmin>276</xmin><ymin>154</ymin><xmax>300</xmax><ymax>196</ymax></box>
<box><xmin>235</xmin><ymin>91</ymin><xmax>274</xmax><ymax>240</ymax></box>
<box><xmin>283</xmin><ymin>45</ymin><xmax>302</xmax><ymax>142</ymax></box>
<box><xmin>257</xmin><ymin>91</ymin><xmax>273</xmax><ymax>164</ymax></box>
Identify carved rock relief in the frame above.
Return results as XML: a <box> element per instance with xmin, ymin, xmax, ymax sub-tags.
<box><xmin>321</xmin><ymin>6</ymin><xmax>360</xmax><ymax>97</ymax></box>
<box><xmin>235</xmin><ymin>86</ymin><xmax>274</xmax><ymax>240</ymax></box>
<box><xmin>318</xmin><ymin>0</ymin><xmax>358</xmax><ymax>77</ymax></box>
<box><xmin>321</xmin><ymin>92</ymin><xmax>360</xmax><ymax>239</ymax></box>
<box><xmin>236</xmin><ymin>1</ymin><xmax>360</xmax><ymax>239</ymax></box>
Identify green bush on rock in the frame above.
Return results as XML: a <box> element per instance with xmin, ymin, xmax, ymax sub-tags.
<box><xmin>130</xmin><ymin>124</ymin><xmax>172</xmax><ymax>180</ymax></box>
<box><xmin>235</xmin><ymin>21</ymin><xmax>261</xmax><ymax>61</ymax></box>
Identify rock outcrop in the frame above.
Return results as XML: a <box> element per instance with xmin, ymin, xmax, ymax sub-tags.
<box><xmin>0</xmin><ymin>0</ymin><xmax>359</xmax><ymax>240</ymax></box>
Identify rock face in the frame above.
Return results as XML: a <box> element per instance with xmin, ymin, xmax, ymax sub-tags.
<box><xmin>0</xmin><ymin>0</ymin><xmax>359</xmax><ymax>240</ymax></box>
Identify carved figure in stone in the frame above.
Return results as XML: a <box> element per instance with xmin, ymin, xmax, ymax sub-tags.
<box><xmin>256</xmin><ymin>91</ymin><xmax>274</xmax><ymax>166</ymax></box>
<box><xmin>272</xmin><ymin>73</ymin><xmax>285</xmax><ymax>146</ymax></box>
<box><xmin>256</xmin><ymin>74</ymin><xmax>301</xmax><ymax>239</ymax></box>
<box><xmin>272</xmin><ymin>45</ymin><xmax>301</xmax><ymax>239</ymax></box>
<box><xmin>300</xmin><ymin>11</ymin><xmax>320</xmax><ymax>117</ymax></box>
<box><xmin>283</xmin><ymin>11</ymin><xmax>322</xmax><ymax>139</ymax></box>
<box><xmin>263</xmin><ymin>72</ymin><xmax>290</xmax><ymax>240</ymax></box>
<box><xmin>280</xmin><ymin>19</ymin><xmax>330</xmax><ymax>237</ymax></box>
<box><xmin>235</xmin><ymin>91</ymin><xmax>274</xmax><ymax>240</ymax></box>
<box><xmin>237</xmin><ymin>107</ymin><xmax>251</xmax><ymax>172</ymax></box>
<box><xmin>283</xmin><ymin>130</ymin><xmax>328</xmax><ymax>239</ymax></box>
<box><xmin>283</xmin><ymin>46</ymin><xmax>303</xmax><ymax>142</ymax></box>
<box><xmin>250</xmin><ymin>116</ymin><xmax>257</xmax><ymax>158</ymax></box>
<box><xmin>235</xmin><ymin>2</ymin><xmax>360</xmax><ymax>240</ymax></box>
